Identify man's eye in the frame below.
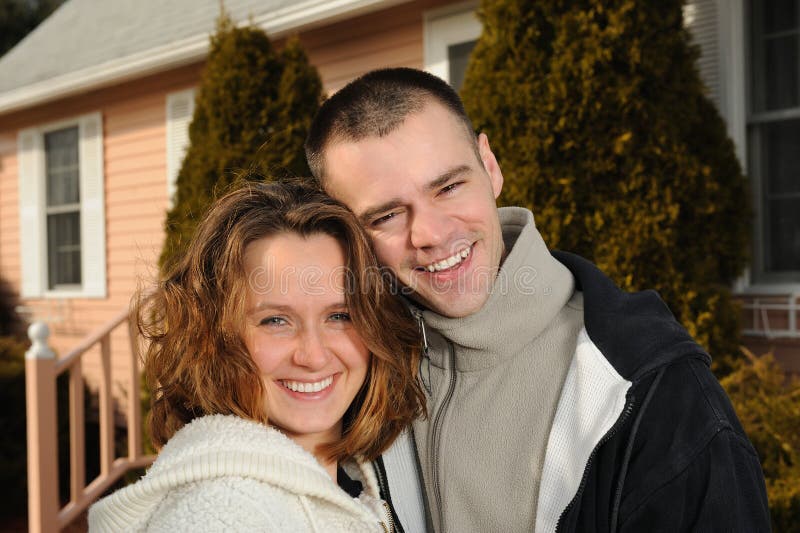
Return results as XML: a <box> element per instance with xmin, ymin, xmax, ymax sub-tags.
<box><xmin>372</xmin><ymin>212</ymin><xmax>396</xmax><ymax>226</ymax></box>
<box><xmin>260</xmin><ymin>316</ymin><xmax>287</xmax><ymax>326</ymax></box>
<box><xmin>440</xmin><ymin>182</ymin><xmax>462</xmax><ymax>195</ymax></box>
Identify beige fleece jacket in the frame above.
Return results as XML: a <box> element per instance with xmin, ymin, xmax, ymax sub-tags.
<box><xmin>412</xmin><ymin>207</ymin><xmax>584</xmax><ymax>532</ymax></box>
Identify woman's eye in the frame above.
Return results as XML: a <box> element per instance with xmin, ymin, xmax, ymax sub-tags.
<box><xmin>329</xmin><ymin>312</ymin><xmax>351</xmax><ymax>322</ymax></box>
<box><xmin>260</xmin><ymin>316</ymin><xmax>287</xmax><ymax>326</ymax></box>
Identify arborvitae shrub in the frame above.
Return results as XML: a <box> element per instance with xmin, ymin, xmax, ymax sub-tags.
<box><xmin>721</xmin><ymin>351</ymin><xmax>800</xmax><ymax>531</ymax></box>
<box><xmin>160</xmin><ymin>15</ymin><xmax>323</xmax><ymax>270</ymax></box>
<box><xmin>461</xmin><ymin>0</ymin><xmax>750</xmax><ymax>373</ymax></box>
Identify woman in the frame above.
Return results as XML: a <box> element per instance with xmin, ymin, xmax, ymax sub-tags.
<box><xmin>88</xmin><ymin>180</ymin><xmax>425</xmax><ymax>532</ymax></box>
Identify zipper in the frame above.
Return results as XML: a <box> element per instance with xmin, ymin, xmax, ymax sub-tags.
<box><xmin>381</xmin><ymin>501</ymin><xmax>395</xmax><ymax>533</ymax></box>
<box><xmin>554</xmin><ymin>397</ymin><xmax>635</xmax><ymax>532</ymax></box>
<box><xmin>415</xmin><ymin>311</ymin><xmax>432</xmax><ymax>394</ymax></box>
<box><xmin>373</xmin><ymin>456</ymin><xmax>404</xmax><ymax>533</ymax></box>
<box><xmin>429</xmin><ymin>340</ymin><xmax>457</xmax><ymax>533</ymax></box>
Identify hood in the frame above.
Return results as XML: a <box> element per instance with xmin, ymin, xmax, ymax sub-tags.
<box><xmin>553</xmin><ymin>251</ymin><xmax>710</xmax><ymax>380</ymax></box>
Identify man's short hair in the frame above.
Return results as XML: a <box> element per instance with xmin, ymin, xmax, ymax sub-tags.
<box><xmin>305</xmin><ymin>67</ymin><xmax>478</xmax><ymax>182</ymax></box>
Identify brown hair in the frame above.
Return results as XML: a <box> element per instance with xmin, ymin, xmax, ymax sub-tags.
<box><xmin>138</xmin><ymin>178</ymin><xmax>425</xmax><ymax>461</ymax></box>
<box><xmin>305</xmin><ymin>67</ymin><xmax>479</xmax><ymax>182</ymax></box>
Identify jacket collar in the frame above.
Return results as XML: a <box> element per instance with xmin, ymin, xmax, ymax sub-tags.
<box><xmin>553</xmin><ymin>251</ymin><xmax>710</xmax><ymax>379</ymax></box>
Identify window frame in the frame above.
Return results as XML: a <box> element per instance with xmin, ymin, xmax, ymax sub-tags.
<box><xmin>423</xmin><ymin>0</ymin><xmax>481</xmax><ymax>85</ymax></box>
<box><xmin>17</xmin><ymin>112</ymin><xmax>106</xmax><ymax>299</ymax></box>
<box><xmin>743</xmin><ymin>0</ymin><xmax>800</xmax><ymax>291</ymax></box>
<box><xmin>165</xmin><ymin>88</ymin><xmax>196</xmax><ymax>209</ymax></box>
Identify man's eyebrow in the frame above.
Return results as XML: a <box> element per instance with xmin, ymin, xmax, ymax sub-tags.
<box><xmin>358</xmin><ymin>165</ymin><xmax>472</xmax><ymax>225</ymax></box>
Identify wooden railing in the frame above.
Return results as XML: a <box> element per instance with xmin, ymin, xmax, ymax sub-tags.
<box><xmin>25</xmin><ymin>308</ymin><xmax>155</xmax><ymax>532</ymax></box>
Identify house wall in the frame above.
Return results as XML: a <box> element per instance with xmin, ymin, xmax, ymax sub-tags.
<box><xmin>0</xmin><ymin>0</ymin><xmax>463</xmax><ymax>410</ymax></box>
<box><xmin>0</xmin><ymin>63</ymin><xmax>203</xmax><ymax>410</ymax></box>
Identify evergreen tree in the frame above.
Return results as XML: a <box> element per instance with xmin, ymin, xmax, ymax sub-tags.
<box><xmin>462</xmin><ymin>0</ymin><xmax>750</xmax><ymax>372</ymax></box>
<box><xmin>160</xmin><ymin>16</ymin><xmax>323</xmax><ymax>269</ymax></box>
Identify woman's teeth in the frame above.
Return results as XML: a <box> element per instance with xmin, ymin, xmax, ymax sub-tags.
<box><xmin>426</xmin><ymin>247</ymin><xmax>470</xmax><ymax>272</ymax></box>
<box><xmin>280</xmin><ymin>375</ymin><xmax>334</xmax><ymax>393</ymax></box>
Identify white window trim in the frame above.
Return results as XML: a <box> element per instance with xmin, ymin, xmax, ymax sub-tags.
<box><xmin>17</xmin><ymin>112</ymin><xmax>107</xmax><ymax>299</ymax></box>
<box><xmin>423</xmin><ymin>0</ymin><xmax>481</xmax><ymax>84</ymax></box>
<box><xmin>710</xmin><ymin>0</ymin><xmax>800</xmax><ymax>294</ymax></box>
<box><xmin>166</xmin><ymin>88</ymin><xmax>196</xmax><ymax>208</ymax></box>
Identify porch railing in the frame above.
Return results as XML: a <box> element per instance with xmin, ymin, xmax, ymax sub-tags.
<box><xmin>25</xmin><ymin>308</ymin><xmax>155</xmax><ymax>532</ymax></box>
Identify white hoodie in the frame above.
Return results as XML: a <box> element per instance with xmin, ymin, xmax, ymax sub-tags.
<box><xmin>88</xmin><ymin>415</ymin><xmax>390</xmax><ymax>532</ymax></box>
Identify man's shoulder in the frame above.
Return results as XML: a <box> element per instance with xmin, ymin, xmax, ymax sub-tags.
<box><xmin>625</xmin><ymin>356</ymin><xmax>757</xmax><ymax>487</ymax></box>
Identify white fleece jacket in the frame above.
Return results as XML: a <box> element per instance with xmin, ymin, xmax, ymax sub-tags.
<box><xmin>88</xmin><ymin>415</ymin><xmax>390</xmax><ymax>532</ymax></box>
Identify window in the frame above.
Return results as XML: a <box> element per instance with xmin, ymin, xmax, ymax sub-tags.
<box><xmin>44</xmin><ymin>127</ymin><xmax>82</xmax><ymax>289</ymax></box>
<box><xmin>166</xmin><ymin>88</ymin><xmax>196</xmax><ymax>208</ymax></box>
<box><xmin>749</xmin><ymin>0</ymin><xmax>800</xmax><ymax>284</ymax></box>
<box><xmin>424</xmin><ymin>2</ymin><xmax>481</xmax><ymax>90</ymax></box>
<box><xmin>17</xmin><ymin>113</ymin><xmax>106</xmax><ymax>298</ymax></box>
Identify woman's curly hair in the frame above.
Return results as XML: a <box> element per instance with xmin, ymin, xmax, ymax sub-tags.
<box><xmin>138</xmin><ymin>179</ymin><xmax>425</xmax><ymax>461</ymax></box>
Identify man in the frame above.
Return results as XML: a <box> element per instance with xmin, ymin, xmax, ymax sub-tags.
<box><xmin>304</xmin><ymin>68</ymin><xmax>770</xmax><ymax>532</ymax></box>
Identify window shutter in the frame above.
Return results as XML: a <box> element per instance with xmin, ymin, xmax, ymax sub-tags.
<box><xmin>166</xmin><ymin>89</ymin><xmax>195</xmax><ymax>208</ymax></box>
<box><xmin>685</xmin><ymin>0</ymin><xmax>721</xmax><ymax>110</ymax></box>
<box><xmin>78</xmin><ymin>112</ymin><xmax>107</xmax><ymax>298</ymax></box>
<box><xmin>17</xmin><ymin>128</ymin><xmax>45</xmax><ymax>298</ymax></box>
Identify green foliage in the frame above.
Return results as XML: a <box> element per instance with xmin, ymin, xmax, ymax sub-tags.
<box><xmin>159</xmin><ymin>15</ymin><xmax>323</xmax><ymax>270</ymax></box>
<box><xmin>721</xmin><ymin>351</ymin><xmax>800</xmax><ymax>532</ymax></box>
<box><xmin>461</xmin><ymin>0</ymin><xmax>750</xmax><ymax>373</ymax></box>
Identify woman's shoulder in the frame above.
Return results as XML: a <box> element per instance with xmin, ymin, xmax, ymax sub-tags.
<box><xmin>144</xmin><ymin>476</ymin><xmax>301</xmax><ymax>531</ymax></box>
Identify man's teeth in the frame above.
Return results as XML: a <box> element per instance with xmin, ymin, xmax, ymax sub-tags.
<box><xmin>426</xmin><ymin>247</ymin><xmax>470</xmax><ymax>272</ymax></box>
<box><xmin>281</xmin><ymin>376</ymin><xmax>334</xmax><ymax>393</ymax></box>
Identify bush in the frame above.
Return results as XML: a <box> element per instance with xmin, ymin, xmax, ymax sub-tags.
<box><xmin>159</xmin><ymin>14</ymin><xmax>323</xmax><ymax>270</ymax></box>
<box><xmin>0</xmin><ymin>335</ymin><xmax>30</xmax><ymax>519</ymax></box>
<box><xmin>721</xmin><ymin>351</ymin><xmax>800</xmax><ymax>532</ymax></box>
<box><xmin>461</xmin><ymin>0</ymin><xmax>750</xmax><ymax>373</ymax></box>
<box><xmin>0</xmin><ymin>277</ymin><xmax>26</xmax><ymax>338</ymax></box>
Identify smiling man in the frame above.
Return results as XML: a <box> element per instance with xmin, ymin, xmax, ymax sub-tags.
<box><xmin>305</xmin><ymin>68</ymin><xmax>770</xmax><ymax>532</ymax></box>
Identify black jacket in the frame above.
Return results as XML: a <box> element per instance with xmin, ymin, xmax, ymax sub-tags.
<box><xmin>553</xmin><ymin>251</ymin><xmax>771</xmax><ymax>532</ymax></box>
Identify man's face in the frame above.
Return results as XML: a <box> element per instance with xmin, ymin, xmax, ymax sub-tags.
<box><xmin>322</xmin><ymin>101</ymin><xmax>505</xmax><ymax>318</ymax></box>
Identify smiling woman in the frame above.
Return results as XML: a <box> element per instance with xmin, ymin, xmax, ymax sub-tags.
<box><xmin>87</xmin><ymin>179</ymin><xmax>425</xmax><ymax>532</ymax></box>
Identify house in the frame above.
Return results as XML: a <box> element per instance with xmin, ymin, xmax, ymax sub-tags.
<box><xmin>0</xmin><ymin>0</ymin><xmax>796</xmax><ymax>405</ymax></box>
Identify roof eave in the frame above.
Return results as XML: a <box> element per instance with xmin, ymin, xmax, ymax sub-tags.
<box><xmin>0</xmin><ymin>0</ymin><xmax>407</xmax><ymax>116</ymax></box>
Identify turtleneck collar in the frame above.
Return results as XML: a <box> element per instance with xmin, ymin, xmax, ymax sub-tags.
<box><xmin>419</xmin><ymin>207</ymin><xmax>575</xmax><ymax>372</ymax></box>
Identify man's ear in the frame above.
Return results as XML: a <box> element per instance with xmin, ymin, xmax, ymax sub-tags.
<box><xmin>478</xmin><ymin>133</ymin><xmax>504</xmax><ymax>199</ymax></box>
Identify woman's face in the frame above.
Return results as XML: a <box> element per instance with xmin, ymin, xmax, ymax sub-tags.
<box><xmin>242</xmin><ymin>232</ymin><xmax>370</xmax><ymax>449</ymax></box>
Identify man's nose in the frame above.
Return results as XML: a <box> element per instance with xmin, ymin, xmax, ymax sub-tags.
<box><xmin>292</xmin><ymin>328</ymin><xmax>331</xmax><ymax>369</ymax></box>
<box><xmin>410</xmin><ymin>206</ymin><xmax>453</xmax><ymax>250</ymax></box>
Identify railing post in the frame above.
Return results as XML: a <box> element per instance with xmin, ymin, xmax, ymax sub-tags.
<box><xmin>25</xmin><ymin>322</ymin><xmax>59</xmax><ymax>533</ymax></box>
